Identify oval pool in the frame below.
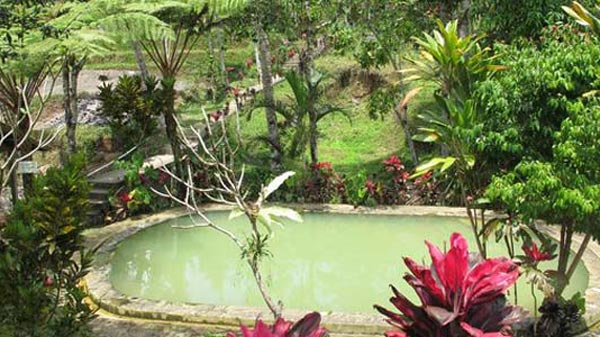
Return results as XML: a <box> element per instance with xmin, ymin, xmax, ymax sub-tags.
<box><xmin>110</xmin><ymin>211</ymin><xmax>589</xmax><ymax>314</ymax></box>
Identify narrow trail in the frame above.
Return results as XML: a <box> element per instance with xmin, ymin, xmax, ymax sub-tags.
<box><xmin>46</xmin><ymin>69</ymin><xmax>190</xmax><ymax>95</ymax></box>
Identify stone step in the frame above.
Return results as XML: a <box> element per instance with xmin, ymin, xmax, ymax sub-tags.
<box><xmin>88</xmin><ymin>169</ymin><xmax>125</xmax><ymax>187</ymax></box>
<box><xmin>89</xmin><ymin>199</ymin><xmax>110</xmax><ymax>211</ymax></box>
<box><xmin>90</xmin><ymin>187</ymin><xmax>110</xmax><ymax>201</ymax></box>
<box><xmin>85</xmin><ymin>208</ymin><xmax>105</xmax><ymax>227</ymax></box>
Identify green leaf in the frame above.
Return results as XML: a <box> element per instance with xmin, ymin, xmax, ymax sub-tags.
<box><xmin>412</xmin><ymin>132</ymin><xmax>440</xmax><ymax>143</ymax></box>
<box><xmin>256</xmin><ymin>213</ymin><xmax>274</xmax><ymax>236</ymax></box>
<box><xmin>260</xmin><ymin>206</ymin><xmax>303</xmax><ymax>223</ymax></box>
<box><xmin>410</xmin><ymin>157</ymin><xmax>455</xmax><ymax>178</ymax></box>
<box><xmin>440</xmin><ymin>157</ymin><xmax>457</xmax><ymax>172</ymax></box>
<box><xmin>480</xmin><ymin>218</ymin><xmax>502</xmax><ymax>240</ymax></box>
<box><xmin>259</xmin><ymin>171</ymin><xmax>295</xmax><ymax>204</ymax></box>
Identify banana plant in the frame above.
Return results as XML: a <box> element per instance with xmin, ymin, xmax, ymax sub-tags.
<box><xmin>411</xmin><ymin>96</ymin><xmax>477</xmax><ymax>178</ymax></box>
<box><xmin>403</xmin><ymin>19</ymin><xmax>504</xmax><ymax>100</ymax></box>
<box><xmin>412</xmin><ymin>96</ymin><xmax>490</xmax><ymax>258</ymax></box>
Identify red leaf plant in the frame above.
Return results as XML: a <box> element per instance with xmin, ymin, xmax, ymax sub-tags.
<box><xmin>521</xmin><ymin>242</ymin><xmax>553</xmax><ymax>263</ymax></box>
<box><xmin>375</xmin><ymin>233</ymin><xmax>525</xmax><ymax>337</ymax></box>
<box><xmin>384</xmin><ymin>155</ymin><xmax>404</xmax><ymax>173</ymax></box>
<box><xmin>227</xmin><ymin>312</ymin><xmax>328</xmax><ymax>337</ymax></box>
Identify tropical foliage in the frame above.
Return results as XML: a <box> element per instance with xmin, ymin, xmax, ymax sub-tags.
<box><xmin>0</xmin><ymin>155</ymin><xmax>95</xmax><ymax>337</ymax></box>
<box><xmin>375</xmin><ymin>233</ymin><xmax>524</xmax><ymax>337</ymax></box>
<box><xmin>98</xmin><ymin>74</ymin><xmax>163</xmax><ymax>150</ymax></box>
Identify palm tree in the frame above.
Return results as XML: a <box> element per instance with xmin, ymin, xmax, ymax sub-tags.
<box><xmin>250</xmin><ymin>70</ymin><xmax>348</xmax><ymax>165</ymax></box>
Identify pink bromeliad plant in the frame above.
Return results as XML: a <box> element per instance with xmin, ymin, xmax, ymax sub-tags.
<box><xmin>227</xmin><ymin>312</ymin><xmax>328</xmax><ymax>337</ymax></box>
<box><xmin>375</xmin><ymin>233</ymin><xmax>526</xmax><ymax>337</ymax></box>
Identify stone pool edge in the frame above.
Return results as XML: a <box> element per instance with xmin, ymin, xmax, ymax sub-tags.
<box><xmin>82</xmin><ymin>204</ymin><xmax>600</xmax><ymax>334</ymax></box>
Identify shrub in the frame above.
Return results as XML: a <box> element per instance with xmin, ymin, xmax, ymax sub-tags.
<box><xmin>98</xmin><ymin>75</ymin><xmax>162</xmax><ymax>150</ymax></box>
<box><xmin>362</xmin><ymin>155</ymin><xmax>439</xmax><ymax>206</ymax></box>
<box><xmin>535</xmin><ymin>296</ymin><xmax>586</xmax><ymax>337</ymax></box>
<box><xmin>109</xmin><ymin>153</ymin><xmax>171</xmax><ymax>220</ymax></box>
<box><xmin>0</xmin><ymin>155</ymin><xmax>95</xmax><ymax>337</ymax></box>
<box><xmin>301</xmin><ymin>162</ymin><xmax>346</xmax><ymax>203</ymax></box>
<box><xmin>374</xmin><ymin>233</ymin><xmax>524</xmax><ymax>337</ymax></box>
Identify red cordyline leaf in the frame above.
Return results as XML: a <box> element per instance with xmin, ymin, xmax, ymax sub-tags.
<box><xmin>227</xmin><ymin>313</ymin><xmax>327</xmax><ymax>337</ymax></box>
<box><xmin>375</xmin><ymin>233</ymin><xmax>525</xmax><ymax>337</ymax></box>
<box><xmin>522</xmin><ymin>242</ymin><xmax>553</xmax><ymax>262</ymax></box>
<box><xmin>460</xmin><ymin>322</ymin><xmax>506</xmax><ymax>337</ymax></box>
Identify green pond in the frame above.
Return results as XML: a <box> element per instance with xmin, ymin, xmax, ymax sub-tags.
<box><xmin>110</xmin><ymin>211</ymin><xmax>589</xmax><ymax>314</ymax></box>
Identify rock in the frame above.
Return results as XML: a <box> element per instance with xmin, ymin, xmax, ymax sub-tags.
<box><xmin>43</xmin><ymin>96</ymin><xmax>109</xmax><ymax>128</ymax></box>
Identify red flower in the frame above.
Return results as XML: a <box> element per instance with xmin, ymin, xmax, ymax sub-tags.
<box><xmin>314</xmin><ymin>162</ymin><xmax>333</xmax><ymax>171</ymax></box>
<box><xmin>118</xmin><ymin>191</ymin><xmax>132</xmax><ymax>204</ymax></box>
<box><xmin>246</xmin><ymin>58</ymin><xmax>254</xmax><ymax>68</ymax></box>
<box><xmin>522</xmin><ymin>242</ymin><xmax>553</xmax><ymax>262</ymax></box>
<box><xmin>288</xmin><ymin>49</ymin><xmax>296</xmax><ymax>59</ymax></box>
<box><xmin>226</xmin><ymin>312</ymin><xmax>326</xmax><ymax>337</ymax></box>
<box><xmin>401</xmin><ymin>171</ymin><xmax>409</xmax><ymax>181</ymax></box>
<box><xmin>231</xmin><ymin>87</ymin><xmax>240</xmax><ymax>96</ymax></box>
<box><xmin>375</xmin><ymin>233</ymin><xmax>524</xmax><ymax>337</ymax></box>
<box><xmin>365</xmin><ymin>180</ymin><xmax>377</xmax><ymax>195</ymax></box>
<box><xmin>44</xmin><ymin>275</ymin><xmax>54</xmax><ymax>288</ymax></box>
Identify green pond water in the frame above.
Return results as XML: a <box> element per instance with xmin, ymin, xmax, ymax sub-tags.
<box><xmin>110</xmin><ymin>211</ymin><xmax>589</xmax><ymax>314</ymax></box>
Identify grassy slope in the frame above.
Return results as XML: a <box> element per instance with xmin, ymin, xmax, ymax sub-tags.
<box><xmin>230</xmin><ymin>54</ymin><xmax>407</xmax><ymax>175</ymax></box>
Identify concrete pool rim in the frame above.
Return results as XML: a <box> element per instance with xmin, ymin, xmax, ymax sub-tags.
<box><xmin>83</xmin><ymin>204</ymin><xmax>600</xmax><ymax>334</ymax></box>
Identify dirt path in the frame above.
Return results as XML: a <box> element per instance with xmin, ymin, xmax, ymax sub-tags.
<box><xmin>46</xmin><ymin>69</ymin><xmax>190</xmax><ymax>95</ymax></box>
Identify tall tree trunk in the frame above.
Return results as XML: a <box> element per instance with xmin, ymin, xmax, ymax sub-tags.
<box><xmin>458</xmin><ymin>0</ymin><xmax>471</xmax><ymax>38</ymax></box>
<box><xmin>556</xmin><ymin>224</ymin><xmax>574</xmax><ymax>295</ymax></box>
<box><xmin>162</xmin><ymin>77</ymin><xmax>185</xmax><ymax>196</ymax></box>
<box><xmin>256</xmin><ymin>24</ymin><xmax>282</xmax><ymax>171</ymax></box>
<box><xmin>299</xmin><ymin>0</ymin><xmax>314</xmax><ymax>80</ymax></box>
<box><xmin>396</xmin><ymin>105</ymin><xmax>418</xmax><ymax>165</ymax></box>
<box><xmin>309</xmin><ymin>113</ymin><xmax>318</xmax><ymax>165</ymax></box>
<box><xmin>217</xmin><ymin>25</ymin><xmax>229</xmax><ymax>88</ymax></box>
<box><xmin>64</xmin><ymin>57</ymin><xmax>82</xmax><ymax>155</ymax></box>
<box><xmin>393</xmin><ymin>60</ymin><xmax>419</xmax><ymax>165</ymax></box>
<box><xmin>132</xmin><ymin>41</ymin><xmax>150</xmax><ymax>82</ymax></box>
<box><xmin>9</xmin><ymin>167</ymin><xmax>18</xmax><ymax>206</ymax></box>
<box><xmin>253</xmin><ymin>41</ymin><xmax>261</xmax><ymax>83</ymax></box>
<box><xmin>206</xmin><ymin>32</ymin><xmax>218</xmax><ymax>100</ymax></box>
<box><xmin>302</xmin><ymin>0</ymin><xmax>319</xmax><ymax>166</ymax></box>
<box><xmin>62</xmin><ymin>60</ymin><xmax>74</xmax><ymax>154</ymax></box>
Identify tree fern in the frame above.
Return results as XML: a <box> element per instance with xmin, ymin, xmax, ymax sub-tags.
<box><xmin>96</xmin><ymin>13</ymin><xmax>175</xmax><ymax>42</ymax></box>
